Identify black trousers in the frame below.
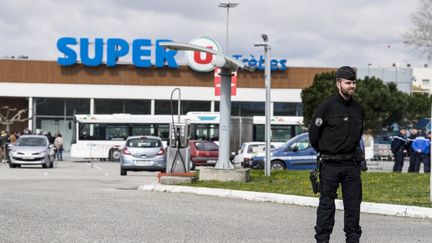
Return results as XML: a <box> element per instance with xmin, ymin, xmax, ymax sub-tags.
<box><xmin>408</xmin><ymin>152</ymin><xmax>417</xmax><ymax>172</ymax></box>
<box><xmin>393</xmin><ymin>150</ymin><xmax>404</xmax><ymax>172</ymax></box>
<box><xmin>315</xmin><ymin>163</ymin><xmax>362</xmax><ymax>243</ymax></box>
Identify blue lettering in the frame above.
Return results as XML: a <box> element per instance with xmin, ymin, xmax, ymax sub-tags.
<box><xmin>107</xmin><ymin>38</ymin><xmax>129</xmax><ymax>67</ymax></box>
<box><xmin>258</xmin><ymin>55</ymin><xmax>265</xmax><ymax>70</ymax></box>
<box><xmin>155</xmin><ymin>40</ymin><xmax>178</xmax><ymax>68</ymax></box>
<box><xmin>132</xmin><ymin>39</ymin><xmax>152</xmax><ymax>68</ymax></box>
<box><xmin>232</xmin><ymin>54</ymin><xmax>288</xmax><ymax>71</ymax></box>
<box><xmin>270</xmin><ymin>59</ymin><xmax>279</xmax><ymax>70</ymax></box>
<box><xmin>80</xmin><ymin>38</ymin><xmax>103</xmax><ymax>66</ymax></box>
<box><xmin>279</xmin><ymin>59</ymin><xmax>287</xmax><ymax>70</ymax></box>
<box><xmin>248</xmin><ymin>55</ymin><xmax>257</xmax><ymax>69</ymax></box>
<box><xmin>57</xmin><ymin>37</ymin><xmax>77</xmax><ymax>66</ymax></box>
<box><xmin>232</xmin><ymin>54</ymin><xmax>242</xmax><ymax>60</ymax></box>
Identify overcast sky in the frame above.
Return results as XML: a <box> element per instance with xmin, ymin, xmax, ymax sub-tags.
<box><xmin>0</xmin><ymin>0</ymin><xmax>427</xmax><ymax>68</ymax></box>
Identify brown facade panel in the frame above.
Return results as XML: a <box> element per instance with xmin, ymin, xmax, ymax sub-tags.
<box><xmin>0</xmin><ymin>59</ymin><xmax>335</xmax><ymax>89</ymax></box>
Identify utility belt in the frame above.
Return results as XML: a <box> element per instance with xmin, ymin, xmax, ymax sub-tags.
<box><xmin>321</xmin><ymin>148</ymin><xmax>364</xmax><ymax>164</ymax></box>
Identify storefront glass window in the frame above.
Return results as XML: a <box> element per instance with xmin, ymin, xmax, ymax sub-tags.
<box><xmin>274</xmin><ymin>102</ymin><xmax>303</xmax><ymax>116</ymax></box>
<box><xmin>231</xmin><ymin>102</ymin><xmax>265</xmax><ymax>116</ymax></box>
<box><xmin>66</xmin><ymin>98</ymin><xmax>90</xmax><ymax>115</ymax></box>
<box><xmin>125</xmin><ymin>100</ymin><xmax>151</xmax><ymax>114</ymax></box>
<box><xmin>155</xmin><ymin>100</ymin><xmax>211</xmax><ymax>115</ymax></box>
<box><xmin>94</xmin><ymin>99</ymin><xmax>123</xmax><ymax>114</ymax></box>
<box><xmin>35</xmin><ymin>98</ymin><xmax>64</xmax><ymax>116</ymax></box>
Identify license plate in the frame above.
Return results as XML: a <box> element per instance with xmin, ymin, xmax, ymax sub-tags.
<box><xmin>207</xmin><ymin>160</ymin><xmax>217</xmax><ymax>164</ymax></box>
<box><xmin>23</xmin><ymin>156</ymin><xmax>34</xmax><ymax>160</ymax></box>
<box><xmin>135</xmin><ymin>160</ymin><xmax>153</xmax><ymax>166</ymax></box>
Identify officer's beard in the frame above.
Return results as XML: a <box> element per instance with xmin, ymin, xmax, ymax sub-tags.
<box><xmin>339</xmin><ymin>87</ymin><xmax>355</xmax><ymax>100</ymax></box>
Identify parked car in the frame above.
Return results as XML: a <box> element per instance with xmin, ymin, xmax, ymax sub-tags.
<box><xmin>251</xmin><ymin>133</ymin><xmax>317</xmax><ymax>170</ymax></box>
<box><xmin>232</xmin><ymin>142</ymin><xmax>275</xmax><ymax>168</ymax></box>
<box><xmin>189</xmin><ymin>140</ymin><xmax>218</xmax><ymax>170</ymax></box>
<box><xmin>120</xmin><ymin>136</ymin><xmax>166</xmax><ymax>176</ymax></box>
<box><xmin>9</xmin><ymin>135</ymin><xmax>55</xmax><ymax>168</ymax></box>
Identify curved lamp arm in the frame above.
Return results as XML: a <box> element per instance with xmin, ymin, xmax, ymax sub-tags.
<box><xmin>160</xmin><ymin>42</ymin><xmax>254</xmax><ymax>72</ymax></box>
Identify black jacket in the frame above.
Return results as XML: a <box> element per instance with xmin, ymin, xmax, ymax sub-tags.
<box><xmin>309</xmin><ymin>94</ymin><xmax>364</xmax><ymax>155</ymax></box>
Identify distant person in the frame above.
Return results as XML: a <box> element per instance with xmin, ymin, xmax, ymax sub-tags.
<box><xmin>47</xmin><ymin>132</ymin><xmax>55</xmax><ymax>145</ymax></box>
<box><xmin>391</xmin><ymin>129</ymin><xmax>407</xmax><ymax>172</ymax></box>
<box><xmin>362</xmin><ymin>129</ymin><xmax>374</xmax><ymax>161</ymax></box>
<box><xmin>407</xmin><ymin>128</ymin><xmax>418</xmax><ymax>172</ymax></box>
<box><xmin>54</xmin><ymin>134</ymin><xmax>64</xmax><ymax>161</ymax></box>
<box><xmin>9</xmin><ymin>132</ymin><xmax>17</xmax><ymax>145</ymax></box>
<box><xmin>411</xmin><ymin>131</ymin><xmax>430</xmax><ymax>173</ymax></box>
<box><xmin>0</xmin><ymin>130</ymin><xmax>7</xmax><ymax>162</ymax></box>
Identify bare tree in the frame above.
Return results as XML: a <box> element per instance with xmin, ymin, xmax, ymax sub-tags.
<box><xmin>0</xmin><ymin>106</ymin><xmax>31</xmax><ymax>133</ymax></box>
<box><xmin>403</xmin><ymin>0</ymin><xmax>432</xmax><ymax>59</ymax></box>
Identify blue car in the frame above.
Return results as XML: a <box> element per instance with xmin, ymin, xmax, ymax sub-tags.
<box><xmin>251</xmin><ymin>133</ymin><xmax>317</xmax><ymax>170</ymax></box>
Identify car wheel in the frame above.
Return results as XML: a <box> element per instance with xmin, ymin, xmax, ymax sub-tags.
<box><xmin>111</xmin><ymin>149</ymin><xmax>121</xmax><ymax>162</ymax></box>
<box><xmin>42</xmin><ymin>162</ymin><xmax>49</xmax><ymax>168</ymax></box>
<box><xmin>9</xmin><ymin>163</ymin><xmax>17</xmax><ymax>168</ymax></box>
<box><xmin>271</xmin><ymin>160</ymin><xmax>286</xmax><ymax>170</ymax></box>
<box><xmin>120</xmin><ymin>168</ymin><xmax>127</xmax><ymax>176</ymax></box>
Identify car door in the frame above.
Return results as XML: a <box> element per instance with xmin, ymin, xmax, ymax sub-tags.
<box><xmin>285</xmin><ymin>136</ymin><xmax>317</xmax><ymax>169</ymax></box>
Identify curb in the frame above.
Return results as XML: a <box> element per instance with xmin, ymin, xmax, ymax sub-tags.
<box><xmin>139</xmin><ymin>183</ymin><xmax>432</xmax><ymax>220</ymax></box>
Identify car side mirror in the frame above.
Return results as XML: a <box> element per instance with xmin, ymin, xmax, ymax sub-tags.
<box><xmin>291</xmin><ymin>146</ymin><xmax>299</xmax><ymax>152</ymax></box>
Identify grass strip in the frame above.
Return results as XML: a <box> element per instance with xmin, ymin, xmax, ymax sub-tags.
<box><xmin>186</xmin><ymin>170</ymin><xmax>432</xmax><ymax>208</ymax></box>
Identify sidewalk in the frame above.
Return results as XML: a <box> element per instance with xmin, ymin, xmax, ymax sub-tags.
<box><xmin>140</xmin><ymin>183</ymin><xmax>432</xmax><ymax>220</ymax></box>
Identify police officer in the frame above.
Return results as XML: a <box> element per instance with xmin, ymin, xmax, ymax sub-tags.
<box><xmin>309</xmin><ymin>66</ymin><xmax>364</xmax><ymax>243</ymax></box>
<box><xmin>391</xmin><ymin>129</ymin><xmax>407</xmax><ymax>172</ymax></box>
<box><xmin>411</xmin><ymin>131</ymin><xmax>431</xmax><ymax>173</ymax></box>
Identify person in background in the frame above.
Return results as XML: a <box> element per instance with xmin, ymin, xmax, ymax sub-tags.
<box><xmin>46</xmin><ymin>132</ymin><xmax>55</xmax><ymax>145</ymax></box>
<box><xmin>391</xmin><ymin>129</ymin><xmax>407</xmax><ymax>172</ymax></box>
<box><xmin>9</xmin><ymin>132</ymin><xmax>17</xmax><ymax>145</ymax></box>
<box><xmin>54</xmin><ymin>134</ymin><xmax>64</xmax><ymax>161</ymax></box>
<box><xmin>411</xmin><ymin>131</ymin><xmax>431</xmax><ymax>173</ymax></box>
<box><xmin>0</xmin><ymin>130</ymin><xmax>7</xmax><ymax>163</ymax></box>
<box><xmin>362</xmin><ymin>129</ymin><xmax>374</xmax><ymax>162</ymax></box>
<box><xmin>407</xmin><ymin>128</ymin><xmax>418</xmax><ymax>172</ymax></box>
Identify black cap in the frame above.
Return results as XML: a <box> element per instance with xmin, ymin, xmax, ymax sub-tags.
<box><xmin>336</xmin><ymin>66</ymin><xmax>356</xmax><ymax>81</ymax></box>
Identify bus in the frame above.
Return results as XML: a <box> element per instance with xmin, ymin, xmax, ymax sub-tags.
<box><xmin>70</xmin><ymin>113</ymin><xmax>304</xmax><ymax>160</ymax></box>
<box><xmin>70</xmin><ymin>114</ymin><xmax>172</xmax><ymax>160</ymax></box>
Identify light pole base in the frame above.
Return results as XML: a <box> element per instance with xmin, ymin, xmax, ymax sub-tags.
<box><xmin>199</xmin><ymin>167</ymin><xmax>250</xmax><ymax>182</ymax></box>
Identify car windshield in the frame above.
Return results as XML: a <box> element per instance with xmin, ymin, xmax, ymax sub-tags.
<box><xmin>126</xmin><ymin>138</ymin><xmax>161</xmax><ymax>148</ymax></box>
<box><xmin>194</xmin><ymin>142</ymin><xmax>218</xmax><ymax>151</ymax></box>
<box><xmin>17</xmin><ymin>137</ymin><xmax>47</xmax><ymax>146</ymax></box>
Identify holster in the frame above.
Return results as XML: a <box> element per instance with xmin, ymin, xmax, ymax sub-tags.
<box><xmin>310</xmin><ymin>168</ymin><xmax>320</xmax><ymax>194</ymax></box>
<box><xmin>310</xmin><ymin>154</ymin><xmax>321</xmax><ymax>194</ymax></box>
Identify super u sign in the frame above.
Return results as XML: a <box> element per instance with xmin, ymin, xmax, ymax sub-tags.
<box><xmin>185</xmin><ymin>37</ymin><xmax>236</xmax><ymax>96</ymax></box>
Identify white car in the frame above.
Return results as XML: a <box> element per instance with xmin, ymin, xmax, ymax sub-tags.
<box><xmin>232</xmin><ymin>142</ymin><xmax>275</xmax><ymax>168</ymax></box>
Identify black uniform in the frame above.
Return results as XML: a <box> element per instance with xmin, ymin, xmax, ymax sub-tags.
<box><xmin>391</xmin><ymin>134</ymin><xmax>406</xmax><ymax>172</ymax></box>
<box><xmin>309</xmin><ymin>93</ymin><xmax>364</xmax><ymax>243</ymax></box>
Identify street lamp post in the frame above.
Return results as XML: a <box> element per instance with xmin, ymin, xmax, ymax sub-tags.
<box><xmin>255</xmin><ymin>34</ymin><xmax>272</xmax><ymax>177</ymax></box>
<box><xmin>218</xmin><ymin>2</ymin><xmax>238</xmax><ymax>54</ymax></box>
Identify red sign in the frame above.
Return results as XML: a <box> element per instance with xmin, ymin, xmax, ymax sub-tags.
<box><xmin>214</xmin><ymin>67</ymin><xmax>237</xmax><ymax>96</ymax></box>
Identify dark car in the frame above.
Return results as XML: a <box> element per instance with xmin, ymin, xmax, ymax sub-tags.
<box><xmin>251</xmin><ymin>133</ymin><xmax>317</xmax><ymax>170</ymax></box>
<box><xmin>189</xmin><ymin>140</ymin><xmax>218</xmax><ymax>170</ymax></box>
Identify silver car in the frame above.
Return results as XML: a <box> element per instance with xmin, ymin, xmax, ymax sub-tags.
<box><xmin>9</xmin><ymin>135</ymin><xmax>55</xmax><ymax>168</ymax></box>
<box><xmin>120</xmin><ymin>136</ymin><xmax>166</xmax><ymax>176</ymax></box>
